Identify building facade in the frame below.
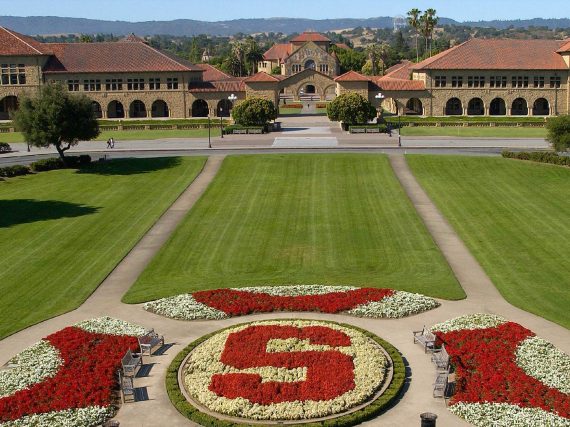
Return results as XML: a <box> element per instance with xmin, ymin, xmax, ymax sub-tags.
<box><xmin>1</xmin><ymin>27</ymin><xmax>569</xmax><ymax>121</ymax></box>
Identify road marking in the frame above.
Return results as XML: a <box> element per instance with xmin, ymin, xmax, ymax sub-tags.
<box><xmin>272</xmin><ymin>137</ymin><xmax>339</xmax><ymax>148</ymax></box>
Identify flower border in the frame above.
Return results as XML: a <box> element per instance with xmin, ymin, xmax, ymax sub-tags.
<box><xmin>166</xmin><ymin>320</ymin><xmax>406</xmax><ymax>427</ymax></box>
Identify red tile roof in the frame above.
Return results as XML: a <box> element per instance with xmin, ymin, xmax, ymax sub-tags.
<box><xmin>372</xmin><ymin>77</ymin><xmax>426</xmax><ymax>91</ymax></box>
<box><xmin>290</xmin><ymin>32</ymin><xmax>331</xmax><ymax>43</ymax></box>
<box><xmin>244</xmin><ymin>72</ymin><xmax>281</xmax><ymax>83</ymax></box>
<box><xmin>189</xmin><ymin>79</ymin><xmax>246</xmax><ymax>93</ymax></box>
<box><xmin>121</xmin><ymin>34</ymin><xmax>148</xmax><ymax>43</ymax></box>
<box><xmin>334</xmin><ymin>70</ymin><xmax>370</xmax><ymax>82</ymax></box>
<box><xmin>412</xmin><ymin>39</ymin><xmax>569</xmax><ymax>70</ymax></box>
<box><xmin>557</xmin><ymin>40</ymin><xmax>570</xmax><ymax>53</ymax></box>
<box><xmin>196</xmin><ymin>63</ymin><xmax>231</xmax><ymax>81</ymax></box>
<box><xmin>263</xmin><ymin>43</ymin><xmax>292</xmax><ymax>61</ymax></box>
<box><xmin>0</xmin><ymin>26</ymin><xmax>48</xmax><ymax>56</ymax></box>
<box><xmin>383</xmin><ymin>61</ymin><xmax>414</xmax><ymax>80</ymax></box>
<box><xmin>43</xmin><ymin>41</ymin><xmax>201</xmax><ymax>73</ymax></box>
<box><xmin>334</xmin><ymin>43</ymin><xmax>351</xmax><ymax>50</ymax></box>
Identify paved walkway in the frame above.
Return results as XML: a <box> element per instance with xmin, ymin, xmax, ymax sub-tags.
<box><xmin>0</xmin><ymin>153</ymin><xmax>568</xmax><ymax>427</ymax></box>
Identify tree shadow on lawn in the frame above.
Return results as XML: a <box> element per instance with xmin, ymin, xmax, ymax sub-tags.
<box><xmin>0</xmin><ymin>199</ymin><xmax>99</xmax><ymax>228</ymax></box>
<box><xmin>76</xmin><ymin>157</ymin><xmax>182</xmax><ymax>176</ymax></box>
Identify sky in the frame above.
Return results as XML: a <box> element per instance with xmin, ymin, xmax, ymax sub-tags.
<box><xmin>0</xmin><ymin>0</ymin><xmax>567</xmax><ymax>22</ymax></box>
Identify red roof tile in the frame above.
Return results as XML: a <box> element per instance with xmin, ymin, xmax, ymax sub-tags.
<box><xmin>290</xmin><ymin>32</ymin><xmax>331</xmax><ymax>43</ymax></box>
<box><xmin>244</xmin><ymin>72</ymin><xmax>281</xmax><ymax>83</ymax></box>
<box><xmin>121</xmin><ymin>34</ymin><xmax>148</xmax><ymax>43</ymax></box>
<box><xmin>334</xmin><ymin>70</ymin><xmax>370</xmax><ymax>82</ymax></box>
<box><xmin>196</xmin><ymin>63</ymin><xmax>232</xmax><ymax>81</ymax></box>
<box><xmin>0</xmin><ymin>26</ymin><xmax>48</xmax><ymax>56</ymax></box>
<box><xmin>413</xmin><ymin>39</ymin><xmax>568</xmax><ymax>70</ymax></box>
<box><xmin>43</xmin><ymin>41</ymin><xmax>200</xmax><ymax>73</ymax></box>
<box><xmin>372</xmin><ymin>76</ymin><xmax>426</xmax><ymax>91</ymax></box>
<box><xmin>334</xmin><ymin>43</ymin><xmax>351</xmax><ymax>50</ymax></box>
<box><xmin>263</xmin><ymin>43</ymin><xmax>292</xmax><ymax>61</ymax></box>
<box><xmin>383</xmin><ymin>60</ymin><xmax>414</xmax><ymax>80</ymax></box>
<box><xmin>557</xmin><ymin>40</ymin><xmax>570</xmax><ymax>53</ymax></box>
<box><xmin>189</xmin><ymin>80</ymin><xmax>246</xmax><ymax>93</ymax></box>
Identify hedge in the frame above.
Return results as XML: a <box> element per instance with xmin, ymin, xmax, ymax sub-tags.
<box><xmin>30</xmin><ymin>155</ymin><xmax>91</xmax><ymax>172</ymax></box>
<box><xmin>502</xmin><ymin>151</ymin><xmax>570</xmax><ymax>167</ymax></box>
<box><xmin>166</xmin><ymin>320</ymin><xmax>406</xmax><ymax>427</ymax></box>
<box><xmin>0</xmin><ymin>142</ymin><xmax>11</xmax><ymax>153</ymax></box>
<box><xmin>0</xmin><ymin>164</ymin><xmax>31</xmax><ymax>178</ymax></box>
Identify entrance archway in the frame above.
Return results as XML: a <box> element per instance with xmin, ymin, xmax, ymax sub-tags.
<box><xmin>304</xmin><ymin>60</ymin><xmax>316</xmax><ymax>70</ymax></box>
<box><xmin>405</xmin><ymin>98</ymin><xmax>423</xmax><ymax>115</ymax></box>
<box><xmin>324</xmin><ymin>85</ymin><xmax>336</xmax><ymax>101</ymax></box>
<box><xmin>445</xmin><ymin>98</ymin><xmax>462</xmax><ymax>116</ymax></box>
<box><xmin>91</xmin><ymin>101</ymin><xmax>103</xmax><ymax>119</ymax></box>
<box><xmin>216</xmin><ymin>99</ymin><xmax>233</xmax><ymax>117</ymax></box>
<box><xmin>191</xmin><ymin>99</ymin><xmax>209</xmax><ymax>117</ymax></box>
<box><xmin>468</xmin><ymin>98</ymin><xmax>484</xmax><ymax>115</ymax></box>
<box><xmin>151</xmin><ymin>100</ymin><xmax>169</xmax><ymax>118</ymax></box>
<box><xmin>0</xmin><ymin>96</ymin><xmax>18</xmax><ymax>120</ymax></box>
<box><xmin>511</xmin><ymin>98</ymin><xmax>528</xmax><ymax>116</ymax></box>
<box><xmin>107</xmin><ymin>101</ymin><xmax>125</xmax><ymax>119</ymax></box>
<box><xmin>129</xmin><ymin>100</ymin><xmax>147</xmax><ymax>118</ymax></box>
<box><xmin>490</xmin><ymin>98</ymin><xmax>506</xmax><ymax>116</ymax></box>
<box><xmin>533</xmin><ymin>98</ymin><xmax>550</xmax><ymax>116</ymax></box>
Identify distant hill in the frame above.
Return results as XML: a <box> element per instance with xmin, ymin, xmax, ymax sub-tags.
<box><xmin>0</xmin><ymin>15</ymin><xmax>569</xmax><ymax>37</ymax></box>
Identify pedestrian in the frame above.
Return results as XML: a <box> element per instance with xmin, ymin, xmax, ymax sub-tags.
<box><xmin>110</xmin><ymin>137</ymin><xmax>115</xmax><ymax>149</ymax></box>
<box><xmin>387</xmin><ymin>123</ymin><xmax>392</xmax><ymax>137</ymax></box>
<box><xmin>106</xmin><ymin>138</ymin><xmax>112</xmax><ymax>148</ymax></box>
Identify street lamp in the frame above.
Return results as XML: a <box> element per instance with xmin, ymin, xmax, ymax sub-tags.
<box><xmin>207</xmin><ymin>115</ymin><xmax>211</xmax><ymax>149</ymax></box>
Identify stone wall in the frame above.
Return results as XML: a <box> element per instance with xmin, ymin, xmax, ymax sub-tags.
<box><xmin>279</xmin><ymin>70</ymin><xmax>336</xmax><ymax>100</ymax></box>
<box><xmin>245</xmin><ymin>82</ymin><xmax>279</xmax><ymax>106</ymax></box>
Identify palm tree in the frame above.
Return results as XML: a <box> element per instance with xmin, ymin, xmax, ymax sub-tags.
<box><xmin>425</xmin><ymin>9</ymin><xmax>439</xmax><ymax>57</ymax></box>
<box><xmin>378</xmin><ymin>43</ymin><xmax>391</xmax><ymax>75</ymax></box>
<box><xmin>365</xmin><ymin>44</ymin><xmax>380</xmax><ymax>76</ymax></box>
<box><xmin>407</xmin><ymin>8</ymin><xmax>421</xmax><ymax>62</ymax></box>
<box><xmin>420</xmin><ymin>12</ymin><xmax>430</xmax><ymax>56</ymax></box>
<box><xmin>245</xmin><ymin>38</ymin><xmax>264</xmax><ymax>75</ymax></box>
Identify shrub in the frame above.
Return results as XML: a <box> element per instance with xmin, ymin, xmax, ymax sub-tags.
<box><xmin>0</xmin><ymin>165</ymin><xmax>31</xmax><ymax>178</ymax></box>
<box><xmin>0</xmin><ymin>142</ymin><xmax>11</xmax><ymax>153</ymax></box>
<box><xmin>232</xmin><ymin>98</ymin><xmax>278</xmax><ymax>127</ymax></box>
<box><xmin>502</xmin><ymin>151</ymin><xmax>570</xmax><ymax>167</ymax></box>
<box><xmin>327</xmin><ymin>93</ymin><xmax>376</xmax><ymax>127</ymax></box>
<box><xmin>546</xmin><ymin>115</ymin><xmax>570</xmax><ymax>152</ymax></box>
<box><xmin>30</xmin><ymin>158</ymin><xmax>65</xmax><ymax>172</ymax></box>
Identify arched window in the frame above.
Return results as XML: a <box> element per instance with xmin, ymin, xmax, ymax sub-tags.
<box><xmin>467</xmin><ymin>98</ymin><xmax>484</xmax><ymax>116</ymax></box>
<box><xmin>191</xmin><ymin>99</ymin><xmax>209</xmax><ymax>117</ymax></box>
<box><xmin>511</xmin><ymin>98</ymin><xmax>528</xmax><ymax>116</ymax></box>
<box><xmin>216</xmin><ymin>99</ymin><xmax>233</xmax><ymax>117</ymax></box>
<box><xmin>151</xmin><ymin>100</ymin><xmax>169</xmax><ymax>118</ymax></box>
<box><xmin>490</xmin><ymin>98</ymin><xmax>506</xmax><ymax>116</ymax></box>
<box><xmin>91</xmin><ymin>101</ymin><xmax>103</xmax><ymax>119</ymax></box>
<box><xmin>445</xmin><ymin>98</ymin><xmax>462</xmax><ymax>116</ymax></box>
<box><xmin>107</xmin><ymin>101</ymin><xmax>125</xmax><ymax>119</ymax></box>
<box><xmin>532</xmin><ymin>98</ymin><xmax>550</xmax><ymax>116</ymax></box>
<box><xmin>304</xmin><ymin>60</ymin><xmax>316</xmax><ymax>70</ymax></box>
<box><xmin>0</xmin><ymin>96</ymin><xmax>18</xmax><ymax>120</ymax></box>
<box><xmin>129</xmin><ymin>100</ymin><xmax>147</xmax><ymax>118</ymax></box>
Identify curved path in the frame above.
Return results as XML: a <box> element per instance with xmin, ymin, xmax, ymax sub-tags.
<box><xmin>0</xmin><ymin>153</ymin><xmax>568</xmax><ymax>427</ymax></box>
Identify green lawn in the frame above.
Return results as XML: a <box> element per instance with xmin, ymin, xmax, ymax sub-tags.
<box><xmin>0</xmin><ymin>157</ymin><xmax>206</xmax><ymax>338</ymax></box>
<box><xmin>407</xmin><ymin>155</ymin><xmax>570</xmax><ymax>328</ymax></box>
<box><xmin>0</xmin><ymin>128</ymin><xmax>220</xmax><ymax>144</ymax></box>
<box><xmin>124</xmin><ymin>154</ymin><xmax>463</xmax><ymax>303</ymax></box>
<box><xmin>399</xmin><ymin>126</ymin><xmax>547</xmax><ymax>138</ymax></box>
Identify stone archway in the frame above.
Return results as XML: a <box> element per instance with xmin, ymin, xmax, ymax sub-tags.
<box><xmin>511</xmin><ymin>98</ymin><xmax>528</xmax><ymax>116</ymax></box>
<box><xmin>405</xmin><ymin>98</ymin><xmax>423</xmax><ymax>115</ymax></box>
<box><xmin>91</xmin><ymin>101</ymin><xmax>103</xmax><ymax>119</ymax></box>
<box><xmin>304</xmin><ymin>60</ymin><xmax>316</xmax><ymax>70</ymax></box>
<box><xmin>490</xmin><ymin>98</ymin><xmax>506</xmax><ymax>116</ymax></box>
<box><xmin>216</xmin><ymin>99</ymin><xmax>233</xmax><ymax>117</ymax></box>
<box><xmin>323</xmin><ymin>85</ymin><xmax>336</xmax><ymax>101</ymax></box>
<box><xmin>467</xmin><ymin>98</ymin><xmax>484</xmax><ymax>116</ymax></box>
<box><xmin>107</xmin><ymin>100</ymin><xmax>125</xmax><ymax>119</ymax></box>
<box><xmin>191</xmin><ymin>99</ymin><xmax>209</xmax><ymax>117</ymax></box>
<box><xmin>532</xmin><ymin>98</ymin><xmax>550</xmax><ymax>116</ymax></box>
<box><xmin>445</xmin><ymin>98</ymin><xmax>462</xmax><ymax>116</ymax></box>
<box><xmin>151</xmin><ymin>100</ymin><xmax>169</xmax><ymax>118</ymax></box>
<box><xmin>0</xmin><ymin>96</ymin><xmax>18</xmax><ymax>120</ymax></box>
<box><xmin>129</xmin><ymin>100</ymin><xmax>147</xmax><ymax>118</ymax></box>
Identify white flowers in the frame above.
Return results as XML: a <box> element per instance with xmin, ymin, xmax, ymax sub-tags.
<box><xmin>430</xmin><ymin>313</ymin><xmax>507</xmax><ymax>333</ymax></box>
<box><xmin>74</xmin><ymin>316</ymin><xmax>148</xmax><ymax>337</ymax></box>
<box><xmin>449</xmin><ymin>402</ymin><xmax>570</xmax><ymax>427</ymax></box>
<box><xmin>240</xmin><ymin>285</ymin><xmax>357</xmax><ymax>296</ymax></box>
<box><xmin>1</xmin><ymin>406</ymin><xmax>115</xmax><ymax>427</ymax></box>
<box><xmin>144</xmin><ymin>294</ymin><xmax>229</xmax><ymax>320</ymax></box>
<box><xmin>516</xmin><ymin>336</ymin><xmax>570</xmax><ymax>394</ymax></box>
<box><xmin>0</xmin><ymin>340</ymin><xmax>63</xmax><ymax>399</ymax></box>
<box><xmin>347</xmin><ymin>291</ymin><xmax>440</xmax><ymax>318</ymax></box>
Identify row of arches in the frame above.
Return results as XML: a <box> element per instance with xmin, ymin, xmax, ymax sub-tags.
<box><xmin>445</xmin><ymin>97</ymin><xmax>551</xmax><ymax>116</ymax></box>
<box><xmin>100</xmin><ymin>100</ymin><xmax>169</xmax><ymax>119</ymax></box>
<box><xmin>191</xmin><ymin>99</ymin><xmax>233</xmax><ymax>118</ymax></box>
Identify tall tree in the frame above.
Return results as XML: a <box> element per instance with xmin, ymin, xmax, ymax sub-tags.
<box><xmin>425</xmin><ymin>8</ymin><xmax>439</xmax><ymax>56</ymax></box>
<box><xmin>245</xmin><ymin>38</ymin><xmax>264</xmax><ymax>75</ymax></box>
<box><xmin>407</xmin><ymin>8</ymin><xmax>422</xmax><ymax>62</ymax></box>
<box><xmin>365</xmin><ymin>44</ymin><xmax>380</xmax><ymax>76</ymax></box>
<box><xmin>13</xmin><ymin>84</ymin><xmax>100</xmax><ymax>161</ymax></box>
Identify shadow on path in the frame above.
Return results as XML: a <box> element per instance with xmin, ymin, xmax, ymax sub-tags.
<box><xmin>0</xmin><ymin>199</ymin><xmax>99</xmax><ymax>228</ymax></box>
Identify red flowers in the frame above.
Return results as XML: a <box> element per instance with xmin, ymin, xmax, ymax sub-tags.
<box><xmin>209</xmin><ymin>325</ymin><xmax>356</xmax><ymax>404</ymax></box>
<box><xmin>435</xmin><ymin>322</ymin><xmax>570</xmax><ymax>418</ymax></box>
<box><xmin>193</xmin><ymin>288</ymin><xmax>394</xmax><ymax>316</ymax></box>
<box><xmin>0</xmin><ymin>327</ymin><xmax>138</xmax><ymax>421</ymax></box>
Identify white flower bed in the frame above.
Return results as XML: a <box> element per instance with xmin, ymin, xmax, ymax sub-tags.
<box><xmin>144</xmin><ymin>294</ymin><xmax>229</xmax><ymax>320</ymax></box>
<box><xmin>75</xmin><ymin>316</ymin><xmax>147</xmax><ymax>337</ymax></box>
<box><xmin>1</xmin><ymin>406</ymin><xmax>115</xmax><ymax>427</ymax></box>
<box><xmin>184</xmin><ymin>320</ymin><xmax>388</xmax><ymax>421</ymax></box>
<box><xmin>516</xmin><ymin>336</ymin><xmax>570</xmax><ymax>394</ymax></box>
<box><xmin>449</xmin><ymin>402</ymin><xmax>570</xmax><ymax>427</ymax></box>
<box><xmin>347</xmin><ymin>291</ymin><xmax>439</xmax><ymax>318</ymax></box>
<box><xmin>431</xmin><ymin>313</ymin><xmax>507</xmax><ymax>333</ymax></box>
<box><xmin>0</xmin><ymin>341</ymin><xmax>63</xmax><ymax>398</ymax></box>
<box><xmin>239</xmin><ymin>285</ymin><xmax>357</xmax><ymax>296</ymax></box>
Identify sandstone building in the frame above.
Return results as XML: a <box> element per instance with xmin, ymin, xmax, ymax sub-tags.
<box><xmin>1</xmin><ymin>27</ymin><xmax>569</xmax><ymax>121</ymax></box>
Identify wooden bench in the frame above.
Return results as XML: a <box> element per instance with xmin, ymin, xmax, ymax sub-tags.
<box><xmin>433</xmin><ymin>372</ymin><xmax>448</xmax><ymax>398</ymax></box>
<box><xmin>431</xmin><ymin>344</ymin><xmax>450</xmax><ymax>372</ymax></box>
<box><xmin>121</xmin><ymin>349</ymin><xmax>142</xmax><ymax>377</ymax></box>
<box><xmin>248</xmin><ymin>128</ymin><xmax>263</xmax><ymax>134</ymax></box>
<box><xmin>138</xmin><ymin>329</ymin><xmax>164</xmax><ymax>357</ymax></box>
<box><xmin>118</xmin><ymin>370</ymin><xmax>135</xmax><ymax>403</ymax></box>
<box><xmin>234</xmin><ymin>129</ymin><xmax>248</xmax><ymax>134</ymax></box>
<box><xmin>413</xmin><ymin>326</ymin><xmax>436</xmax><ymax>353</ymax></box>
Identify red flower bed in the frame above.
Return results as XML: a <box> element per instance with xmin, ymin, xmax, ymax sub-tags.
<box><xmin>209</xmin><ymin>325</ymin><xmax>355</xmax><ymax>404</ymax></box>
<box><xmin>193</xmin><ymin>288</ymin><xmax>394</xmax><ymax>316</ymax></box>
<box><xmin>436</xmin><ymin>322</ymin><xmax>570</xmax><ymax>418</ymax></box>
<box><xmin>0</xmin><ymin>327</ymin><xmax>138</xmax><ymax>421</ymax></box>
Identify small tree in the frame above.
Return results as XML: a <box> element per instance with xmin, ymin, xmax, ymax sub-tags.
<box><xmin>232</xmin><ymin>97</ymin><xmax>278</xmax><ymax>127</ymax></box>
<box><xmin>327</xmin><ymin>93</ymin><xmax>376</xmax><ymax>127</ymax></box>
<box><xmin>546</xmin><ymin>115</ymin><xmax>570</xmax><ymax>152</ymax></box>
<box><xmin>13</xmin><ymin>84</ymin><xmax>100</xmax><ymax>161</ymax></box>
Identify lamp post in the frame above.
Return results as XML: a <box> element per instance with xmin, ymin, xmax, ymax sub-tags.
<box><xmin>208</xmin><ymin>115</ymin><xmax>211</xmax><ymax>149</ymax></box>
<box><xmin>375</xmin><ymin>92</ymin><xmax>385</xmax><ymax>119</ymax></box>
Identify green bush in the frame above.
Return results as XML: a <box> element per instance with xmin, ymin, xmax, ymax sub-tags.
<box><xmin>502</xmin><ymin>151</ymin><xmax>570</xmax><ymax>166</ymax></box>
<box><xmin>327</xmin><ymin>93</ymin><xmax>376</xmax><ymax>128</ymax></box>
<box><xmin>0</xmin><ymin>142</ymin><xmax>11</xmax><ymax>153</ymax></box>
<box><xmin>232</xmin><ymin>98</ymin><xmax>278</xmax><ymax>127</ymax></box>
<box><xmin>0</xmin><ymin>165</ymin><xmax>31</xmax><ymax>178</ymax></box>
<box><xmin>546</xmin><ymin>115</ymin><xmax>570</xmax><ymax>152</ymax></box>
<box><xmin>166</xmin><ymin>320</ymin><xmax>406</xmax><ymax>427</ymax></box>
<box><xmin>30</xmin><ymin>158</ymin><xmax>65</xmax><ymax>172</ymax></box>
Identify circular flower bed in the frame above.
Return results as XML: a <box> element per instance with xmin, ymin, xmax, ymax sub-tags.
<box><xmin>430</xmin><ymin>314</ymin><xmax>570</xmax><ymax>427</ymax></box>
<box><xmin>0</xmin><ymin>317</ymin><xmax>147</xmax><ymax>427</ymax></box>
<box><xmin>168</xmin><ymin>320</ymin><xmax>405</xmax><ymax>426</ymax></box>
<box><xmin>144</xmin><ymin>285</ymin><xmax>439</xmax><ymax>320</ymax></box>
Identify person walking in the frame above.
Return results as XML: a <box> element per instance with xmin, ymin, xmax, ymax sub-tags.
<box><xmin>387</xmin><ymin>123</ymin><xmax>392</xmax><ymax>137</ymax></box>
<box><xmin>110</xmin><ymin>137</ymin><xmax>115</xmax><ymax>149</ymax></box>
<box><xmin>106</xmin><ymin>138</ymin><xmax>112</xmax><ymax>149</ymax></box>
